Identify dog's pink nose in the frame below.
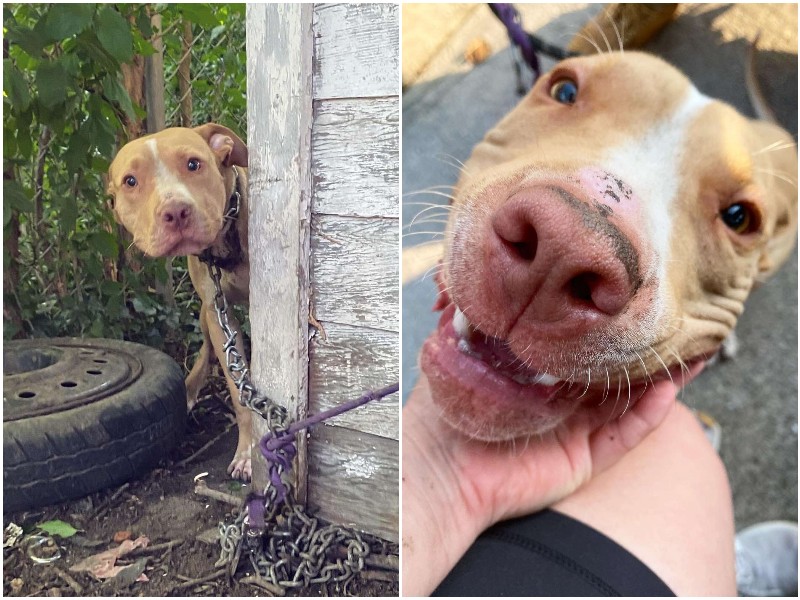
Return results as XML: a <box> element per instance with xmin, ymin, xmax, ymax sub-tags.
<box><xmin>489</xmin><ymin>187</ymin><xmax>639</xmax><ymax>325</ymax></box>
<box><xmin>158</xmin><ymin>201</ymin><xmax>193</xmax><ymax>230</ymax></box>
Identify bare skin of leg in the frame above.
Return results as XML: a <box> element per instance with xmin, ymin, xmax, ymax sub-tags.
<box><xmin>552</xmin><ymin>400</ymin><xmax>736</xmax><ymax>596</ymax></box>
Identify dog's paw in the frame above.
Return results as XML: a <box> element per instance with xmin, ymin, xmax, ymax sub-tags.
<box><xmin>227</xmin><ymin>451</ymin><xmax>252</xmax><ymax>482</ymax></box>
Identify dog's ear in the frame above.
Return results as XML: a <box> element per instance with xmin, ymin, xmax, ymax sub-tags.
<box><xmin>751</xmin><ymin>121</ymin><xmax>798</xmax><ymax>280</ymax></box>
<box><xmin>193</xmin><ymin>123</ymin><xmax>248</xmax><ymax>168</ymax></box>
<box><xmin>103</xmin><ymin>170</ymin><xmax>122</xmax><ymax>223</ymax></box>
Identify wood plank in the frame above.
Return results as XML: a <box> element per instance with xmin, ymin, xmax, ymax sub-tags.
<box><xmin>309</xmin><ymin>322</ymin><xmax>399</xmax><ymax>440</ymax></box>
<box><xmin>312</xmin><ymin>3</ymin><xmax>400</xmax><ymax>100</ymax></box>
<box><xmin>308</xmin><ymin>425</ymin><xmax>398</xmax><ymax>542</ymax></box>
<box><xmin>246</xmin><ymin>4</ymin><xmax>314</xmax><ymax>498</ymax></box>
<box><xmin>312</xmin><ymin>97</ymin><xmax>398</xmax><ymax>218</ymax></box>
<box><xmin>311</xmin><ymin>215</ymin><xmax>398</xmax><ymax>332</ymax></box>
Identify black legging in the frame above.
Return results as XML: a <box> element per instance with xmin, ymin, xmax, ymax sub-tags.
<box><xmin>434</xmin><ymin>509</ymin><xmax>674</xmax><ymax>597</ymax></box>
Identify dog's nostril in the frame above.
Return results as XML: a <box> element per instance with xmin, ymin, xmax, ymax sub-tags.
<box><xmin>501</xmin><ymin>224</ymin><xmax>538</xmax><ymax>262</ymax></box>
<box><xmin>179</xmin><ymin>207</ymin><xmax>191</xmax><ymax>220</ymax></box>
<box><xmin>164</xmin><ymin>213</ymin><xmax>174</xmax><ymax>223</ymax></box>
<box><xmin>566</xmin><ymin>272</ymin><xmax>599</xmax><ymax>304</ymax></box>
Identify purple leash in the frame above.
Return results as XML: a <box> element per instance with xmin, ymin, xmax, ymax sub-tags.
<box><xmin>248</xmin><ymin>382</ymin><xmax>399</xmax><ymax>528</ymax></box>
<box><xmin>490</xmin><ymin>3</ymin><xmax>540</xmax><ymax>82</ymax></box>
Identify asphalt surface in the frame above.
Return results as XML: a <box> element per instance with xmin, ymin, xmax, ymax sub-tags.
<box><xmin>402</xmin><ymin>3</ymin><xmax>798</xmax><ymax>529</ymax></box>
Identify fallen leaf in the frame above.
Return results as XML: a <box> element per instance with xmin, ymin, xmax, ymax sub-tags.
<box><xmin>70</xmin><ymin>536</ymin><xmax>149</xmax><ymax>580</ymax></box>
<box><xmin>37</xmin><ymin>520</ymin><xmax>78</xmax><ymax>539</ymax></box>
<box><xmin>113</xmin><ymin>530</ymin><xmax>132</xmax><ymax>543</ymax></box>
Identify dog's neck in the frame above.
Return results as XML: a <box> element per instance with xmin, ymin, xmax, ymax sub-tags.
<box><xmin>198</xmin><ymin>166</ymin><xmax>244</xmax><ymax>271</ymax></box>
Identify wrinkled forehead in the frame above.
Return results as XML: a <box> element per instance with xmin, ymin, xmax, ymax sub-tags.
<box><xmin>110</xmin><ymin>130</ymin><xmax>211</xmax><ymax>177</ymax></box>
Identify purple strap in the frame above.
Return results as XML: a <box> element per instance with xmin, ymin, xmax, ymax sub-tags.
<box><xmin>491</xmin><ymin>3</ymin><xmax>540</xmax><ymax>80</ymax></box>
<box><xmin>252</xmin><ymin>382</ymin><xmax>399</xmax><ymax>519</ymax></box>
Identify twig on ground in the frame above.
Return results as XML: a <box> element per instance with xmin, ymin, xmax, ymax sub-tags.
<box><xmin>360</xmin><ymin>569</ymin><xmax>399</xmax><ymax>582</ymax></box>
<box><xmin>170</xmin><ymin>567</ymin><xmax>227</xmax><ymax>592</ymax></box>
<box><xmin>194</xmin><ymin>481</ymin><xmax>242</xmax><ymax>507</ymax></box>
<box><xmin>53</xmin><ymin>567</ymin><xmax>84</xmax><ymax>595</ymax></box>
<box><xmin>365</xmin><ymin>554</ymin><xmax>399</xmax><ymax>570</ymax></box>
<box><xmin>175</xmin><ymin>421</ymin><xmax>234</xmax><ymax>468</ymax></box>
<box><xmin>239</xmin><ymin>575</ymin><xmax>286</xmax><ymax>596</ymax></box>
<box><xmin>91</xmin><ymin>483</ymin><xmax>131</xmax><ymax>520</ymax></box>
<box><xmin>126</xmin><ymin>539</ymin><xmax>184</xmax><ymax>557</ymax></box>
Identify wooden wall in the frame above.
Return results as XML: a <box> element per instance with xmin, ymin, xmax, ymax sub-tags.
<box><xmin>247</xmin><ymin>3</ymin><xmax>399</xmax><ymax>543</ymax></box>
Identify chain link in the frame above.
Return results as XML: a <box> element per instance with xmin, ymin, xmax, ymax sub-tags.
<box><xmin>201</xmin><ymin>253</ymin><xmax>386</xmax><ymax>593</ymax></box>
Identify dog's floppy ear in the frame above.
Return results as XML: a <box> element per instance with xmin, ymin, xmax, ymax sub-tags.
<box><xmin>193</xmin><ymin>123</ymin><xmax>248</xmax><ymax>168</ymax></box>
<box><xmin>750</xmin><ymin>121</ymin><xmax>798</xmax><ymax>280</ymax></box>
<box><xmin>104</xmin><ymin>168</ymin><xmax>122</xmax><ymax>223</ymax></box>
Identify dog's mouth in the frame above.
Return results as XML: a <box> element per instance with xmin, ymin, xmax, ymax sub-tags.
<box><xmin>420</xmin><ymin>289</ymin><xmax>702</xmax><ymax>441</ymax></box>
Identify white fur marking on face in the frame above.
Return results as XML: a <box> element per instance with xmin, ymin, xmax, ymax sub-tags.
<box><xmin>601</xmin><ymin>85</ymin><xmax>712</xmax><ymax>319</ymax></box>
<box><xmin>146</xmin><ymin>138</ymin><xmax>195</xmax><ymax>201</ymax></box>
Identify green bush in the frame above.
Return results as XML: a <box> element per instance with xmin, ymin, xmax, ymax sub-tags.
<box><xmin>3</xmin><ymin>3</ymin><xmax>245</xmax><ymax>364</ymax></box>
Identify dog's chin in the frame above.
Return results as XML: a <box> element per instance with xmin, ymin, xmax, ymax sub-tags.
<box><xmin>419</xmin><ymin>302</ymin><xmax>693</xmax><ymax>442</ymax></box>
<box><xmin>145</xmin><ymin>233</ymin><xmax>217</xmax><ymax>258</ymax></box>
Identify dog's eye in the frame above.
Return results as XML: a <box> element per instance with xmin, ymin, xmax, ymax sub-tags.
<box><xmin>720</xmin><ymin>203</ymin><xmax>758</xmax><ymax>234</ymax></box>
<box><xmin>550</xmin><ymin>78</ymin><xmax>578</xmax><ymax>104</ymax></box>
<box><xmin>187</xmin><ymin>158</ymin><xmax>201</xmax><ymax>172</ymax></box>
<box><xmin>124</xmin><ymin>175</ymin><xmax>137</xmax><ymax>188</ymax></box>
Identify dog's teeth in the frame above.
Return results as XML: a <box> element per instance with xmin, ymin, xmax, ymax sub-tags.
<box><xmin>453</xmin><ymin>306</ymin><xmax>472</xmax><ymax>338</ymax></box>
<box><xmin>457</xmin><ymin>338</ymin><xmax>477</xmax><ymax>356</ymax></box>
<box><xmin>535</xmin><ymin>373</ymin><xmax>560</xmax><ymax>386</ymax></box>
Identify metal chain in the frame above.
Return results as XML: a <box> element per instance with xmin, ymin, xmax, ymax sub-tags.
<box><xmin>201</xmin><ymin>252</ymin><xmax>388</xmax><ymax>593</ymax></box>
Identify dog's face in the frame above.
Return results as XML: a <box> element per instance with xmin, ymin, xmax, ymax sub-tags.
<box><xmin>107</xmin><ymin>124</ymin><xmax>248</xmax><ymax>257</ymax></box>
<box><xmin>422</xmin><ymin>52</ymin><xmax>797</xmax><ymax>441</ymax></box>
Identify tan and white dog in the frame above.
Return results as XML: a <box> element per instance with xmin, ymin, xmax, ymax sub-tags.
<box><xmin>107</xmin><ymin>124</ymin><xmax>254</xmax><ymax>479</ymax></box>
<box><xmin>422</xmin><ymin>52</ymin><xmax>797</xmax><ymax>441</ymax></box>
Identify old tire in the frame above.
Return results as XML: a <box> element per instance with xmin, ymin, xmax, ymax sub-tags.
<box><xmin>3</xmin><ymin>337</ymin><xmax>185</xmax><ymax>513</ymax></box>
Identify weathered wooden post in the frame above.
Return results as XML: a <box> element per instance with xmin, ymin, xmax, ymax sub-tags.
<box><xmin>246</xmin><ymin>4</ymin><xmax>399</xmax><ymax>542</ymax></box>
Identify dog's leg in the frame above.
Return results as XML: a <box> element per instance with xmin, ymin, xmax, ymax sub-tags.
<box><xmin>185</xmin><ymin>312</ymin><xmax>213</xmax><ymax>412</ymax></box>
<box><xmin>202</xmin><ymin>304</ymin><xmax>254</xmax><ymax>481</ymax></box>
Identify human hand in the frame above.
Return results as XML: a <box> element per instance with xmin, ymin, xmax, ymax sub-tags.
<box><xmin>401</xmin><ymin>363</ymin><xmax>704</xmax><ymax>596</ymax></box>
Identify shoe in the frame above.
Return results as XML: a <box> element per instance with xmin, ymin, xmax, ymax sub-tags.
<box><xmin>692</xmin><ymin>410</ymin><xmax>721</xmax><ymax>452</ymax></box>
<box><xmin>736</xmin><ymin>521</ymin><xmax>798</xmax><ymax>596</ymax></box>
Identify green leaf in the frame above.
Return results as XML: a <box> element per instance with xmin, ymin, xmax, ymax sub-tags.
<box><xmin>95</xmin><ymin>6</ymin><xmax>133</xmax><ymax>63</ymax></box>
<box><xmin>5</xmin><ymin>24</ymin><xmax>47</xmax><ymax>57</ymax></box>
<box><xmin>178</xmin><ymin>4</ymin><xmax>218</xmax><ymax>28</ymax></box>
<box><xmin>38</xmin><ymin>520</ymin><xmax>78</xmax><ymax>538</ymax></box>
<box><xmin>44</xmin><ymin>4</ymin><xmax>95</xmax><ymax>40</ymax></box>
<box><xmin>4</xmin><ymin>180</ymin><xmax>33</xmax><ymax>213</ymax></box>
<box><xmin>88</xmin><ymin>230</ymin><xmax>118</xmax><ymax>257</ymax></box>
<box><xmin>65</xmin><ymin>126</ymin><xmax>91</xmax><ymax>172</ymax></box>
<box><xmin>135</xmin><ymin>10</ymin><xmax>153</xmax><ymax>38</ymax></box>
<box><xmin>3</xmin><ymin>61</ymin><xmax>31</xmax><ymax>111</ymax></box>
<box><xmin>102</xmin><ymin>74</ymin><xmax>136</xmax><ymax>121</ymax></box>
<box><xmin>35</xmin><ymin>60</ymin><xmax>68</xmax><ymax>108</ymax></box>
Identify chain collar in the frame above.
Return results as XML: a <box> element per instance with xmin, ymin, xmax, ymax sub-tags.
<box><xmin>198</xmin><ymin>165</ymin><xmax>244</xmax><ymax>270</ymax></box>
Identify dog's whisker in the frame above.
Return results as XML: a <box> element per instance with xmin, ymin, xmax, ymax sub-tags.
<box><xmin>402</xmin><ymin>230</ymin><xmax>446</xmax><ymax>240</ymax></box>
<box><xmin>608</xmin><ymin>11</ymin><xmax>624</xmax><ymax>53</ymax></box>
<box><xmin>404</xmin><ymin>190</ymin><xmax>458</xmax><ymax>202</ymax></box>
<box><xmin>649</xmin><ymin>346</ymin><xmax>675</xmax><ymax>386</ymax></box>
<box><xmin>572</xmin><ymin>31</ymin><xmax>604</xmax><ymax>55</ymax></box>
<box><xmin>620</xmin><ymin>366</ymin><xmax>632</xmax><ymax>416</ymax></box>
<box><xmin>435</xmin><ymin>153</ymin><xmax>472</xmax><ymax>177</ymax></box>
<box><xmin>753</xmin><ymin>166</ymin><xmax>798</xmax><ymax>188</ymax></box>
<box><xmin>752</xmin><ymin>139</ymin><xmax>797</xmax><ymax>156</ymax></box>
<box><xmin>404</xmin><ymin>218</ymin><xmax>451</xmax><ymax>231</ymax></box>
<box><xmin>590</xmin><ymin>12</ymin><xmax>613</xmax><ymax>54</ymax></box>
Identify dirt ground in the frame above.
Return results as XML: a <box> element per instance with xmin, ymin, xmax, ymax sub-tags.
<box><xmin>2</xmin><ymin>379</ymin><xmax>398</xmax><ymax>597</ymax></box>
